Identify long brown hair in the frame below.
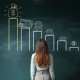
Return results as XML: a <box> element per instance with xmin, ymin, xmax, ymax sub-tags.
<box><xmin>34</xmin><ymin>38</ymin><xmax>50</xmax><ymax>67</ymax></box>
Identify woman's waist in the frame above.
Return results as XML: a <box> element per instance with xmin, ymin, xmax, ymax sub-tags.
<box><xmin>36</xmin><ymin>70</ymin><xmax>49</xmax><ymax>74</ymax></box>
<box><xmin>36</xmin><ymin>65</ymin><xmax>49</xmax><ymax>70</ymax></box>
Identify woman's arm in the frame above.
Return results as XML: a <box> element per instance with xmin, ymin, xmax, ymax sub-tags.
<box><xmin>49</xmin><ymin>54</ymin><xmax>55</xmax><ymax>80</ymax></box>
<box><xmin>30</xmin><ymin>54</ymin><xmax>36</xmax><ymax>80</ymax></box>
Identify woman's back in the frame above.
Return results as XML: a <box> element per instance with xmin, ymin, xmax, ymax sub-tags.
<box><xmin>33</xmin><ymin>53</ymin><xmax>50</xmax><ymax>70</ymax></box>
<box><xmin>30</xmin><ymin>39</ymin><xmax>55</xmax><ymax>80</ymax></box>
<box><xmin>30</xmin><ymin>53</ymin><xmax>55</xmax><ymax>80</ymax></box>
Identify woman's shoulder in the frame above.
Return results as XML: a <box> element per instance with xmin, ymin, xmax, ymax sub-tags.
<box><xmin>31</xmin><ymin>53</ymin><xmax>36</xmax><ymax>59</ymax></box>
<box><xmin>32</xmin><ymin>53</ymin><xmax>36</xmax><ymax>56</ymax></box>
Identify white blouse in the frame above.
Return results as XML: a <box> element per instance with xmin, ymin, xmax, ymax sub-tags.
<box><xmin>30</xmin><ymin>53</ymin><xmax>55</xmax><ymax>80</ymax></box>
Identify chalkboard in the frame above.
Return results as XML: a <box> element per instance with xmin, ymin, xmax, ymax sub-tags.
<box><xmin>0</xmin><ymin>0</ymin><xmax>80</xmax><ymax>80</ymax></box>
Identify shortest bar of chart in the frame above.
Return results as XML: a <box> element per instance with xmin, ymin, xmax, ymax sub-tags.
<box><xmin>57</xmin><ymin>36</ymin><xmax>67</xmax><ymax>51</ymax></box>
<box><xmin>69</xmin><ymin>41</ymin><xmax>79</xmax><ymax>51</ymax></box>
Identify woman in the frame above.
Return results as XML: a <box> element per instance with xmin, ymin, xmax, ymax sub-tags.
<box><xmin>30</xmin><ymin>39</ymin><xmax>55</xmax><ymax>80</ymax></box>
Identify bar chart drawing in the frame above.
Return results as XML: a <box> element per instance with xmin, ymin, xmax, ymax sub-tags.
<box><xmin>33</xmin><ymin>31</ymin><xmax>42</xmax><ymax>51</ymax></box>
<box><xmin>57</xmin><ymin>36</ymin><xmax>67</xmax><ymax>51</ymax></box>
<box><xmin>45</xmin><ymin>35</ymin><xmax>55</xmax><ymax>51</ymax></box>
<box><xmin>21</xmin><ymin>27</ymin><xmax>30</xmax><ymax>51</ymax></box>
<box><xmin>4</xmin><ymin>4</ymin><xmax>80</xmax><ymax>52</ymax></box>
